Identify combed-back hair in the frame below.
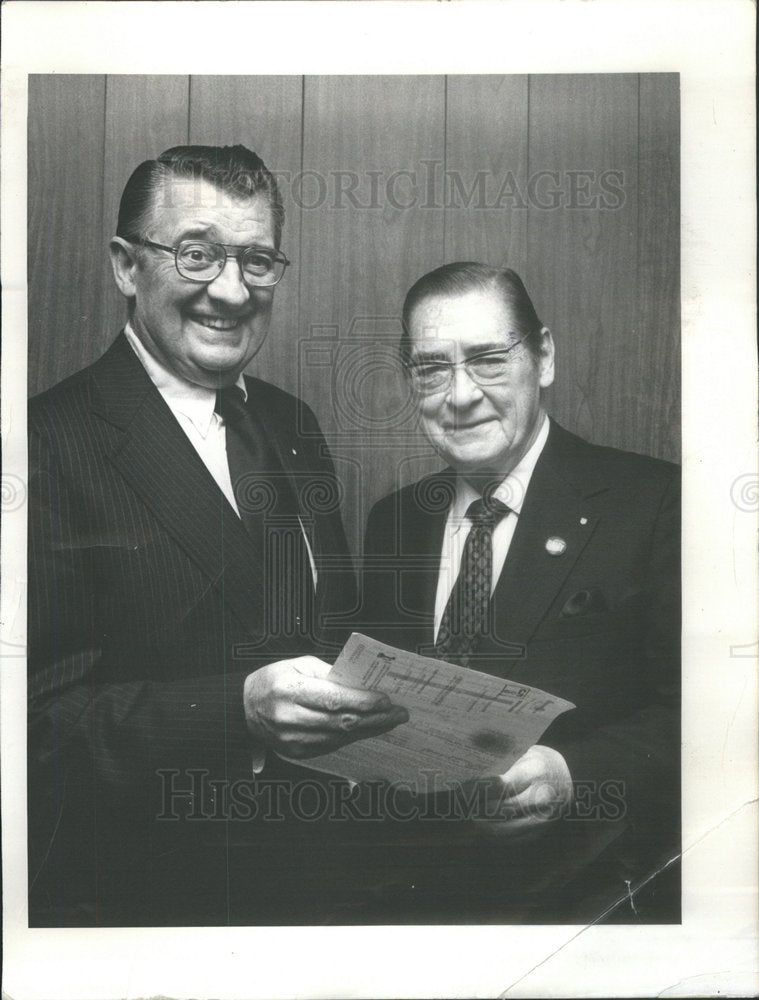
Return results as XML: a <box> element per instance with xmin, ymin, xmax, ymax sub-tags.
<box><xmin>400</xmin><ymin>262</ymin><xmax>545</xmax><ymax>362</ymax></box>
<box><xmin>116</xmin><ymin>144</ymin><xmax>285</xmax><ymax>248</ymax></box>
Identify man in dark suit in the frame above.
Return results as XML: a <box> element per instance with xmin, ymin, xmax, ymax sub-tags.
<box><xmin>28</xmin><ymin>145</ymin><xmax>407</xmax><ymax>926</ymax></box>
<box><xmin>360</xmin><ymin>262</ymin><xmax>680</xmax><ymax>922</ymax></box>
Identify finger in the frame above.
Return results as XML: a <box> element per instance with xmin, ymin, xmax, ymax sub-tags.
<box><xmin>498</xmin><ymin>745</ymin><xmax>554</xmax><ymax>794</ymax></box>
<box><xmin>270</xmin><ymin>700</ymin><xmax>408</xmax><ymax>733</ymax></box>
<box><xmin>498</xmin><ymin>760</ymin><xmax>536</xmax><ymax>798</ymax></box>
<box><xmin>342</xmin><ymin>705</ymin><xmax>409</xmax><ymax>734</ymax></box>
<box><xmin>490</xmin><ymin>782</ymin><xmax>562</xmax><ymax>821</ymax></box>
<box><xmin>290</xmin><ymin>675</ymin><xmax>397</xmax><ymax>715</ymax></box>
<box><xmin>274</xmin><ymin>708</ymin><xmax>409</xmax><ymax>759</ymax></box>
<box><xmin>288</xmin><ymin>656</ymin><xmax>334</xmax><ymax>679</ymax></box>
<box><xmin>333</xmin><ymin>713</ymin><xmax>408</xmax><ymax>746</ymax></box>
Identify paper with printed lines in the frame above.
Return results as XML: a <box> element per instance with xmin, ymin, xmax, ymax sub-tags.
<box><xmin>282</xmin><ymin>632</ymin><xmax>575</xmax><ymax>787</ymax></box>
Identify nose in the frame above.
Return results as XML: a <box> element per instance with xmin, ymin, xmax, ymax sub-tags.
<box><xmin>447</xmin><ymin>363</ymin><xmax>483</xmax><ymax>407</ymax></box>
<box><xmin>205</xmin><ymin>256</ymin><xmax>251</xmax><ymax>307</ymax></box>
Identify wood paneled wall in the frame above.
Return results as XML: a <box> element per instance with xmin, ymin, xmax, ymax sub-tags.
<box><xmin>28</xmin><ymin>74</ymin><xmax>680</xmax><ymax>550</ymax></box>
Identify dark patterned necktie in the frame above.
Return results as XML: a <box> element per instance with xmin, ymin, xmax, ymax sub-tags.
<box><xmin>215</xmin><ymin>386</ymin><xmax>313</xmax><ymax>636</ymax></box>
<box><xmin>435</xmin><ymin>496</ymin><xmax>510</xmax><ymax>666</ymax></box>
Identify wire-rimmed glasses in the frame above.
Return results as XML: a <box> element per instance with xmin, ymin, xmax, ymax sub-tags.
<box><xmin>135</xmin><ymin>238</ymin><xmax>290</xmax><ymax>287</ymax></box>
<box><xmin>405</xmin><ymin>334</ymin><xmax>534</xmax><ymax>394</ymax></box>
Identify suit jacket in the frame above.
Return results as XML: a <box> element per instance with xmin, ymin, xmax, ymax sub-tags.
<box><xmin>28</xmin><ymin>333</ymin><xmax>357</xmax><ymax>925</ymax></box>
<box><xmin>359</xmin><ymin>420</ymin><xmax>680</xmax><ymax>922</ymax></box>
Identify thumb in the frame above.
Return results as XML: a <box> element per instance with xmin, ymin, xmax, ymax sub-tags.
<box><xmin>290</xmin><ymin>656</ymin><xmax>334</xmax><ymax>679</ymax></box>
<box><xmin>498</xmin><ymin>749</ymin><xmax>540</xmax><ymax>796</ymax></box>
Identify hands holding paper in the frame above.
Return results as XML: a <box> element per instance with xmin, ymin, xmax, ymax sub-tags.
<box><xmin>476</xmin><ymin>744</ymin><xmax>573</xmax><ymax>838</ymax></box>
<box><xmin>263</xmin><ymin>635</ymin><xmax>576</xmax><ymax>787</ymax></box>
<box><xmin>243</xmin><ymin>656</ymin><xmax>409</xmax><ymax>759</ymax></box>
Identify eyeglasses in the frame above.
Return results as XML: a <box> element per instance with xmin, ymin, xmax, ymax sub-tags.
<box><xmin>405</xmin><ymin>335</ymin><xmax>533</xmax><ymax>394</ymax></box>
<box><xmin>135</xmin><ymin>238</ymin><xmax>290</xmax><ymax>287</ymax></box>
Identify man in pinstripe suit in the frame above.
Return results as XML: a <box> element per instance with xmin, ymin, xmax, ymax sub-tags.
<box><xmin>27</xmin><ymin>145</ymin><xmax>407</xmax><ymax>926</ymax></box>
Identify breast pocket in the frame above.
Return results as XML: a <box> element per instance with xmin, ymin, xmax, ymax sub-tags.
<box><xmin>533</xmin><ymin>609</ymin><xmax>621</xmax><ymax>640</ymax></box>
<box><xmin>533</xmin><ymin>590</ymin><xmax>645</xmax><ymax>641</ymax></box>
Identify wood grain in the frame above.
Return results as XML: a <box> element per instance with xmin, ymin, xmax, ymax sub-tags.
<box><xmin>189</xmin><ymin>75</ymin><xmax>304</xmax><ymax>398</ymax></box>
<box><xmin>28</xmin><ymin>75</ymin><xmax>107</xmax><ymax>395</ymax></box>
<box><xmin>637</xmin><ymin>74</ymin><xmax>680</xmax><ymax>463</ymax></box>
<box><xmin>298</xmin><ymin>76</ymin><xmax>446</xmax><ymax>548</ymax></box>
<box><xmin>27</xmin><ymin>74</ymin><xmax>681</xmax><ymax>550</ymax></box>
<box><xmin>526</xmin><ymin>74</ymin><xmax>646</xmax><ymax>454</ymax></box>
<box><xmin>100</xmin><ymin>76</ymin><xmax>190</xmax><ymax>343</ymax></box>
<box><xmin>444</xmin><ymin>75</ymin><xmax>529</xmax><ymax>268</ymax></box>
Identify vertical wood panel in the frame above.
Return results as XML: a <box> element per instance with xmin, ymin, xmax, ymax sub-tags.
<box><xmin>526</xmin><ymin>74</ymin><xmax>642</xmax><ymax>454</ymax></box>
<box><xmin>100</xmin><ymin>76</ymin><xmax>190</xmax><ymax>342</ymax></box>
<box><xmin>28</xmin><ymin>75</ymin><xmax>106</xmax><ymax>395</ymax></box>
<box><xmin>189</xmin><ymin>75</ymin><xmax>304</xmax><ymax>397</ymax></box>
<box><xmin>27</xmin><ymin>73</ymin><xmax>680</xmax><ymax>540</ymax></box>
<box><xmin>638</xmin><ymin>74</ymin><xmax>680</xmax><ymax>462</ymax></box>
<box><xmin>299</xmin><ymin>76</ymin><xmax>446</xmax><ymax>549</ymax></box>
<box><xmin>444</xmin><ymin>76</ymin><xmax>529</xmax><ymax>267</ymax></box>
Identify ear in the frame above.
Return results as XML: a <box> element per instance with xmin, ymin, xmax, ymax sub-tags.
<box><xmin>109</xmin><ymin>237</ymin><xmax>140</xmax><ymax>300</ymax></box>
<box><xmin>536</xmin><ymin>326</ymin><xmax>555</xmax><ymax>389</ymax></box>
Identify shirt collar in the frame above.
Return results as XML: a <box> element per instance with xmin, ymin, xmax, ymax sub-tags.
<box><xmin>124</xmin><ymin>323</ymin><xmax>247</xmax><ymax>437</ymax></box>
<box><xmin>450</xmin><ymin>413</ymin><xmax>550</xmax><ymax>528</ymax></box>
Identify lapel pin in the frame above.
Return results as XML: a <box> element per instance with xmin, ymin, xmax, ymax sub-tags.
<box><xmin>580</xmin><ymin>517</ymin><xmax>588</xmax><ymax>525</ymax></box>
<box><xmin>545</xmin><ymin>536</ymin><xmax>567</xmax><ymax>556</ymax></box>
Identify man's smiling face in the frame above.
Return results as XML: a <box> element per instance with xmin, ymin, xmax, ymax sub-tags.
<box><xmin>111</xmin><ymin>175</ymin><xmax>277</xmax><ymax>388</ymax></box>
<box><xmin>408</xmin><ymin>286</ymin><xmax>555</xmax><ymax>479</ymax></box>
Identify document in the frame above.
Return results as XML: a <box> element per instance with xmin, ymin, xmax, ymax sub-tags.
<box><xmin>282</xmin><ymin>633</ymin><xmax>575</xmax><ymax>786</ymax></box>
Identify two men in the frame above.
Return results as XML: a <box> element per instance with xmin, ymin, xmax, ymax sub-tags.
<box><xmin>361</xmin><ymin>263</ymin><xmax>680</xmax><ymax>920</ymax></box>
<box><xmin>28</xmin><ymin>145</ymin><xmax>406</xmax><ymax>926</ymax></box>
<box><xmin>28</xmin><ymin>144</ymin><xmax>679</xmax><ymax>926</ymax></box>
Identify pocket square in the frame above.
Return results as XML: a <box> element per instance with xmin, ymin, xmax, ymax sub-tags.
<box><xmin>559</xmin><ymin>589</ymin><xmax>609</xmax><ymax>618</ymax></box>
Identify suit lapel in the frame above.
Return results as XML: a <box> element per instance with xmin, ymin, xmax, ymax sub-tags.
<box><xmin>407</xmin><ymin>432</ymin><xmax>606</xmax><ymax>650</ymax></box>
<box><xmin>251</xmin><ymin>391</ymin><xmax>307</xmax><ymax>523</ymax></box>
<box><xmin>90</xmin><ymin>335</ymin><xmax>268</xmax><ymax>636</ymax></box>
<box><xmin>248</xmin><ymin>387</ymin><xmax>332</xmax><ymax>599</ymax></box>
<box><xmin>492</xmin><ymin>421</ymin><xmax>605</xmax><ymax>644</ymax></box>
<box><xmin>404</xmin><ymin>472</ymin><xmax>455</xmax><ymax>647</ymax></box>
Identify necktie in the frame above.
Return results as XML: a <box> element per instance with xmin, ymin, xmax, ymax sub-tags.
<box><xmin>435</xmin><ymin>496</ymin><xmax>510</xmax><ymax>666</ymax></box>
<box><xmin>215</xmin><ymin>386</ymin><xmax>313</xmax><ymax>637</ymax></box>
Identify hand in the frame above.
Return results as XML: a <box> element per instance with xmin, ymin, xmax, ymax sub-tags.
<box><xmin>475</xmin><ymin>745</ymin><xmax>573</xmax><ymax>839</ymax></box>
<box><xmin>243</xmin><ymin>656</ymin><xmax>409</xmax><ymax>759</ymax></box>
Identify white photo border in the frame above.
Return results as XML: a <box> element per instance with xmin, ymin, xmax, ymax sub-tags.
<box><xmin>2</xmin><ymin>2</ymin><xmax>757</xmax><ymax>998</ymax></box>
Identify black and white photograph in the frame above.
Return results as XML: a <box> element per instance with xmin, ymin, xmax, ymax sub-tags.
<box><xmin>24</xmin><ymin>71</ymin><xmax>682</xmax><ymax>930</ymax></box>
<box><xmin>2</xmin><ymin>2</ymin><xmax>756</xmax><ymax>998</ymax></box>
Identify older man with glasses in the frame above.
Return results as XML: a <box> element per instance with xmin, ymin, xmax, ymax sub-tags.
<box><xmin>360</xmin><ymin>262</ymin><xmax>681</xmax><ymax>922</ymax></box>
<box><xmin>27</xmin><ymin>145</ymin><xmax>407</xmax><ymax>926</ymax></box>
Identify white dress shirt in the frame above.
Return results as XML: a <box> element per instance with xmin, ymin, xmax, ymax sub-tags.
<box><xmin>124</xmin><ymin>324</ymin><xmax>317</xmax><ymax>585</ymax></box>
<box><xmin>433</xmin><ymin>414</ymin><xmax>549</xmax><ymax>640</ymax></box>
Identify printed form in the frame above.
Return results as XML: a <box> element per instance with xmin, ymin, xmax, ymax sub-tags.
<box><xmin>282</xmin><ymin>633</ymin><xmax>575</xmax><ymax>785</ymax></box>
